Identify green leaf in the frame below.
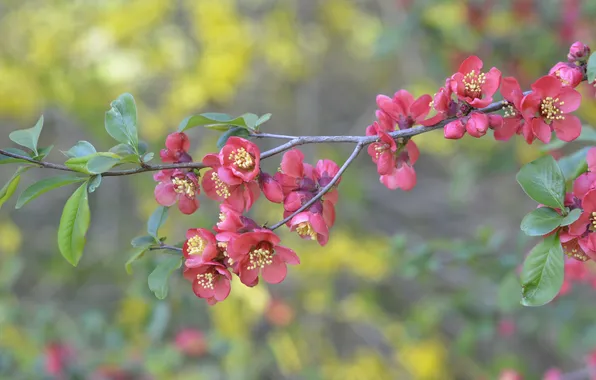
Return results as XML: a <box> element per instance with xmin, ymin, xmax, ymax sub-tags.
<box><xmin>0</xmin><ymin>148</ymin><xmax>32</xmax><ymax>165</ymax></box>
<box><xmin>520</xmin><ymin>207</ymin><xmax>564</xmax><ymax>236</ymax></box>
<box><xmin>57</xmin><ymin>182</ymin><xmax>91</xmax><ymax>266</ymax></box>
<box><xmin>558</xmin><ymin>146</ymin><xmax>590</xmax><ymax>181</ymax></box>
<box><xmin>516</xmin><ymin>155</ymin><xmax>565</xmax><ymax>209</ymax></box>
<box><xmin>242</xmin><ymin>113</ymin><xmax>259</xmax><ymax>131</ymax></box>
<box><xmin>177</xmin><ymin>112</ymin><xmax>251</xmax><ymax>132</ymax></box>
<box><xmin>520</xmin><ymin>234</ymin><xmax>564</xmax><ymax>307</ymax></box>
<box><xmin>16</xmin><ymin>175</ymin><xmax>86</xmax><ymax>209</ymax></box>
<box><xmin>142</xmin><ymin>152</ymin><xmax>154</xmax><ymax>163</ymax></box>
<box><xmin>148</xmin><ymin>206</ymin><xmax>169</xmax><ymax>240</ymax></box>
<box><xmin>86</xmin><ymin>155</ymin><xmax>121</xmax><ymax>174</ymax></box>
<box><xmin>105</xmin><ymin>93</ymin><xmax>138</xmax><ymax>149</ymax></box>
<box><xmin>588</xmin><ymin>52</ymin><xmax>596</xmax><ymax>83</ymax></box>
<box><xmin>9</xmin><ymin>115</ymin><xmax>43</xmax><ymax>155</ymax></box>
<box><xmin>63</xmin><ymin>141</ymin><xmax>97</xmax><ymax>158</ymax></box>
<box><xmin>109</xmin><ymin>143</ymin><xmax>135</xmax><ymax>156</ymax></box>
<box><xmin>35</xmin><ymin>145</ymin><xmax>54</xmax><ymax>160</ymax></box>
<box><xmin>148</xmin><ymin>256</ymin><xmax>183</xmax><ymax>299</ymax></box>
<box><xmin>88</xmin><ymin>175</ymin><xmax>102</xmax><ymax>193</ymax></box>
<box><xmin>0</xmin><ymin>167</ymin><xmax>29</xmax><ymax>209</ymax></box>
<box><xmin>255</xmin><ymin>113</ymin><xmax>272</xmax><ymax>128</ymax></box>
<box><xmin>561</xmin><ymin>208</ymin><xmax>582</xmax><ymax>226</ymax></box>
<box><xmin>125</xmin><ymin>244</ymin><xmax>152</xmax><ymax>275</ymax></box>
<box><xmin>132</xmin><ymin>235</ymin><xmax>157</xmax><ymax>248</ymax></box>
<box><xmin>217</xmin><ymin>127</ymin><xmax>250</xmax><ymax>150</ymax></box>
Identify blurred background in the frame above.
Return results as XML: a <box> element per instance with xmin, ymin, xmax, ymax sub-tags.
<box><xmin>1</xmin><ymin>0</ymin><xmax>596</xmax><ymax>379</ymax></box>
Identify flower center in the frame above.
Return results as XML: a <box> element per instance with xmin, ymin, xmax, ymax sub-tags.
<box><xmin>211</xmin><ymin>172</ymin><xmax>231</xmax><ymax>199</ymax></box>
<box><xmin>229</xmin><ymin>147</ymin><xmax>254</xmax><ymax>170</ymax></box>
<box><xmin>247</xmin><ymin>247</ymin><xmax>273</xmax><ymax>270</ymax></box>
<box><xmin>563</xmin><ymin>242</ymin><xmax>588</xmax><ymax>262</ymax></box>
<box><xmin>539</xmin><ymin>97</ymin><xmax>565</xmax><ymax>124</ymax></box>
<box><xmin>187</xmin><ymin>235</ymin><xmax>206</xmax><ymax>256</ymax></box>
<box><xmin>196</xmin><ymin>272</ymin><xmax>215</xmax><ymax>289</ymax></box>
<box><xmin>296</xmin><ymin>222</ymin><xmax>317</xmax><ymax>240</ymax></box>
<box><xmin>172</xmin><ymin>177</ymin><xmax>196</xmax><ymax>197</ymax></box>
<box><xmin>503</xmin><ymin>104</ymin><xmax>517</xmax><ymax>118</ymax></box>
<box><xmin>463</xmin><ymin>70</ymin><xmax>486</xmax><ymax>98</ymax></box>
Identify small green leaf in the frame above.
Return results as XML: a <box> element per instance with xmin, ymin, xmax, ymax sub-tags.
<box><xmin>0</xmin><ymin>167</ymin><xmax>29</xmax><ymax>209</ymax></box>
<box><xmin>520</xmin><ymin>234</ymin><xmax>564</xmax><ymax>307</ymax></box>
<box><xmin>558</xmin><ymin>146</ymin><xmax>590</xmax><ymax>181</ymax></box>
<box><xmin>9</xmin><ymin>115</ymin><xmax>43</xmax><ymax>155</ymax></box>
<box><xmin>177</xmin><ymin>112</ymin><xmax>250</xmax><ymax>132</ymax></box>
<box><xmin>125</xmin><ymin>244</ymin><xmax>152</xmax><ymax>275</ymax></box>
<box><xmin>516</xmin><ymin>155</ymin><xmax>565</xmax><ymax>209</ymax></box>
<box><xmin>148</xmin><ymin>206</ymin><xmax>169</xmax><ymax>240</ymax></box>
<box><xmin>560</xmin><ymin>208</ymin><xmax>582</xmax><ymax>226</ymax></box>
<box><xmin>63</xmin><ymin>141</ymin><xmax>97</xmax><ymax>158</ymax></box>
<box><xmin>0</xmin><ymin>148</ymin><xmax>32</xmax><ymax>165</ymax></box>
<box><xmin>35</xmin><ymin>145</ymin><xmax>54</xmax><ymax>160</ymax></box>
<box><xmin>255</xmin><ymin>113</ymin><xmax>272</xmax><ymax>127</ymax></box>
<box><xmin>132</xmin><ymin>235</ymin><xmax>157</xmax><ymax>248</ymax></box>
<box><xmin>57</xmin><ymin>182</ymin><xmax>91</xmax><ymax>266</ymax></box>
<box><xmin>105</xmin><ymin>93</ymin><xmax>138</xmax><ymax>149</ymax></box>
<box><xmin>217</xmin><ymin>127</ymin><xmax>250</xmax><ymax>150</ymax></box>
<box><xmin>109</xmin><ymin>143</ymin><xmax>135</xmax><ymax>156</ymax></box>
<box><xmin>242</xmin><ymin>113</ymin><xmax>259</xmax><ymax>131</ymax></box>
<box><xmin>148</xmin><ymin>256</ymin><xmax>183</xmax><ymax>299</ymax></box>
<box><xmin>88</xmin><ymin>175</ymin><xmax>102</xmax><ymax>193</ymax></box>
<box><xmin>16</xmin><ymin>175</ymin><xmax>86</xmax><ymax>209</ymax></box>
<box><xmin>142</xmin><ymin>152</ymin><xmax>154</xmax><ymax>163</ymax></box>
<box><xmin>86</xmin><ymin>155</ymin><xmax>121</xmax><ymax>174</ymax></box>
<box><xmin>588</xmin><ymin>52</ymin><xmax>596</xmax><ymax>83</ymax></box>
<box><xmin>520</xmin><ymin>207</ymin><xmax>564</xmax><ymax>236</ymax></box>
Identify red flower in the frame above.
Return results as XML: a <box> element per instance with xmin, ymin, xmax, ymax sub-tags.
<box><xmin>259</xmin><ymin>172</ymin><xmax>284</xmax><ymax>203</ymax></box>
<box><xmin>379</xmin><ymin>140</ymin><xmax>419</xmax><ymax>191</ymax></box>
<box><xmin>183</xmin><ymin>228</ymin><xmax>218</xmax><ymax>263</ymax></box>
<box><xmin>450</xmin><ymin>55</ymin><xmax>501</xmax><ymax>108</ymax></box>
<box><xmin>567</xmin><ymin>41</ymin><xmax>590</xmax><ymax>63</ymax></box>
<box><xmin>289</xmin><ymin>211</ymin><xmax>329</xmax><ymax>246</ymax></box>
<box><xmin>376</xmin><ymin>90</ymin><xmax>432</xmax><ymax>129</ymax></box>
<box><xmin>215</xmin><ymin>203</ymin><xmax>244</xmax><ymax>233</ymax></box>
<box><xmin>542</xmin><ymin>368</ymin><xmax>562</xmax><ymax>380</ymax></box>
<box><xmin>160</xmin><ymin>132</ymin><xmax>192</xmax><ymax>163</ymax></box>
<box><xmin>562</xmin><ymin>190</ymin><xmax>596</xmax><ymax>261</ymax></box>
<box><xmin>183</xmin><ymin>261</ymin><xmax>232</xmax><ymax>304</ymax></box>
<box><xmin>494</xmin><ymin>77</ymin><xmax>532</xmax><ymax>142</ymax></box>
<box><xmin>228</xmin><ymin>229</ymin><xmax>300</xmax><ymax>286</ymax></box>
<box><xmin>174</xmin><ymin>328</ymin><xmax>207</xmax><ymax>357</ymax></box>
<box><xmin>367</xmin><ymin>123</ymin><xmax>397</xmax><ymax>175</ymax></box>
<box><xmin>422</xmin><ymin>79</ymin><xmax>456</xmax><ymax>126</ymax></box>
<box><xmin>202</xmin><ymin>153</ymin><xmax>260</xmax><ymax>212</ymax></box>
<box><xmin>549</xmin><ymin>62</ymin><xmax>583</xmax><ymax>88</ymax></box>
<box><xmin>219</xmin><ymin>137</ymin><xmax>260</xmax><ymax>184</ymax></box>
<box><xmin>45</xmin><ymin>342</ymin><xmax>75</xmax><ymax>378</ymax></box>
<box><xmin>154</xmin><ymin>169</ymin><xmax>200</xmax><ymax>214</ymax></box>
<box><xmin>521</xmin><ymin>75</ymin><xmax>582</xmax><ymax>143</ymax></box>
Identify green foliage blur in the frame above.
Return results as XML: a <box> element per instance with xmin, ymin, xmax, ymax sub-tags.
<box><xmin>1</xmin><ymin>0</ymin><xmax>596</xmax><ymax>379</ymax></box>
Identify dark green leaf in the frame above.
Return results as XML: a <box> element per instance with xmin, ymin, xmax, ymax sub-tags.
<box><xmin>0</xmin><ymin>148</ymin><xmax>32</xmax><ymax>165</ymax></box>
<box><xmin>177</xmin><ymin>112</ymin><xmax>249</xmax><ymax>132</ymax></box>
<box><xmin>63</xmin><ymin>141</ymin><xmax>97</xmax><ymax>158</ymax></box>
<box><xmin>588</xmin><ymin>52</ymin><xmax>596</xmax><ymax>83</ymax></box>
<box><xmin>217</xmin><ymin>127</ymin><xmax>250</xmax><ymax>150</ymax></box>
<box><xmin>16</xmin><ymin>175</ymin><xmax>86</xmax><ymax>209</ymax></box>
<box><xmin>148</xmin><ymin>256</ymin><xmax>183</xmax><ymax>299</ymax></box>
<box><xmin>0</xmin><ymin>167</ymin><xmax>29</xmax><ymax>209</ymax></box>
<box><xmin>520</xmin><ymin>207</ymin><xmax>564</xmax><ymax>236</ymax></box>
<box><xmin>561</xmin><ymin>208</ymin><xmax>582</xmax><ymax>226</ymax></box>
<box><xmin>86</xmin><ymin>155</ymin><xmax>121</xmax><ymax>174</ymax></box>
<box><xmin>516</xmin><ymin>155</ymin><xmax>565</xmax><ymax>209</ymax></box>
<box><xmin>125</xmin><ymin>244</ymin><xmax>152</xmax><ymax>275</ymax></box>
<box><xmin>558</xmin><ymin>146</ymin><xmax>590</xmax><ymax>181</ymax></box>
<box><xmin>57</xmin><ymin>182</ymin><xmax>91</xmax><ymax>266</ymax></box>
<box><xmin>88</xmin><ymin>175</ymin><xmax>102</xmax><ymax>193</ymax></box>
<box><xmin>105</xmin><ymin>93</ymin><xmax>138</xmax><ymax>149</ymax></box>
<box><xmin>132</xmin><ymin>235</ymin><xmax>157</xmax><ymax>248</ymax></box>
<box><xmin>147</xmin><ymin>206</ymin><xmax>169</xmax><ymax>240</ymax></box>
<box><xmin>8</xmin><ymin>115</ymin><xmax>43</xmax><ymax>155</ymax></box>
<box><xmin>520</xmin><ymin>234</ymin><xmax>564</xmax><ymax>307</ymax></box>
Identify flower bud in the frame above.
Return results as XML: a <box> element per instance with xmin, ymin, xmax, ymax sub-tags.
<box><xmin>444</xmin><ymin>119</ymin><xmax>466</xmax><ymax>139</ymax></box>
<box><xmin>549</xmin><ymin>62</ymin><xmax>583</xmax><ymax>88</ymax></box>
<box><xmin>259</xmin><ymin>172</ymin><xmax>283</xmax><ymax>203</ymax></box>
<box><xmin>567</xmin><ymin>41</ymin><xmax>590</xmax><ymax>63</ymax></box>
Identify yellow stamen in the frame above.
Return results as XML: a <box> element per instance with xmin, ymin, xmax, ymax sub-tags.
<box><xmin>187</xmin><ymin>235</ymin><xmax>206</xmax><ymax>256</ymax></box>
<box><xmin>172</xmin><ymin>177</ymin><xmax>196</xmax><ymax>197</ymax></box>
<box><xmin>246</xmin><ymin>248</ymin><xmax>273</xmax><ymax>270</ymax></box>
<box><xmin>539</xmin><ymin>96</ymin><xmax>565</xmax><ymax>124</ymax></box>
<box><xmin>228</xmin><ymin>147</ymin><xmax>254</xmax><ymax>170</ymax></box>
<box><xmin>211</xmin><ymin>172</ymin><xmax>231</xmax><ymax>198</ymax></box>
<box><xmin>296</xmin><ymin>222</ymin><xmax>317</xmax><ymax>240</ymax></box>
<box><xmin>196</xmin><ymin>272</ymin><xmax>215</xmax><ymax>289</ymax></box>
<box><xmin>462</xmin><ymin>70</ymin><xmax>486</xmax><ymax>98</ymax></box>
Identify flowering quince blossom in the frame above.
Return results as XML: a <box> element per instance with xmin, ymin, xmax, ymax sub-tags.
<box><xmin>493</xmin><ymin>77</ymin><xmax>532</xmax><ymax>142</ymax></box>
<box><xmin>375</xmin><ymin>89</ymin><xmax>432</xmax><ymax>130</ymax></box>
<box><xmin>183</xmin><ymin>261</ymin><xmax>232</xmax><ymax>305</ymax></box>
<box><xmin>183</xmin><ymin>228</ymin><xmax>218</xmax><ymax>262</ymax></box>
<box><xmin>227</xmin><ymin>229</ymin><xmax>299</xmax><ymax>286</ymax></box>
<box><xmin>567</xmin><ymin>41</ymin><xmax>591</xmax><ymax>63</ymax></box>
<box><xmin>521</xmin><ymin>75</ymin><xmax>582</xmax><ymax>143</ymax></box>
<box><xmin>160</xmin><ymin>132</ymin><xmax>192</xmax><ymax>163</ymax></box>
<box><xmin>549</xmin><ymin>62</ymin><xmax>584</xmax><ymax>88</ymax></box>
<box><xmin>289</xmin><ymin>211</ymin><xmax>329</xmax><ymax>245</ymax></box>
<box><xmin>174</xmin><ymin>328</ymin><xmax>207</xmax><ymax>357</ymax></box>
<box><xmin>154</xmin><ymin>169</ymin><xmax>200</xmax><ymax>214</ymax></box>
<box><xmin>450</xmin><ymin>55</ymin><xmax>502</xmax><ymax>108</ymax></box>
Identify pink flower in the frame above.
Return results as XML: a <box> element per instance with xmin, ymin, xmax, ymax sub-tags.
<box><xmin>215</xmin><ymin>203</ymin><xmax>244</xmax><ymax>233</ymax></box>
<box><xmin>367</xmin><ymin>124</ymin><xmax>398</xmax><ymax>175</ymax></box>
<box><xmin>289</xmin><ymin>211</ymin><xmax>329</xmax><ymax>246</ymax></box>
<box><xmin>376</xmin><ymin>90</ymin><xmax>432</xmax><ymax>129</ymax></box>
<box><xmin>521</xmin><ymin>75</ymin><xmax>582</xmax><ymax>143</ymax></box>
<box><xmin>464</xmin><ymin>112</ymin><xmax>489</xmax><ymax>138</ymax></box>
<box><xmin>259</xmin><ymin>172</ymin><xmax>284</xmax><ymax>203</ymax></box>
<box><xmin>422</xmin><ymin>79</ymin><xmax>456</xmax><ymax>126</ymax></box>
<box><xmin>45</xmin><ymin>342</ymin><xmax>75</xmax><ymax>378</ymax></box>
<box><xmin>379</xmin><ymin>140</ymin><xmax>419</xmax><ymax>191</ymax></box>
<box><xmin>183</xmin><ymin>228</ymin><xmax>218</xmax><ymax>263</ymax></box>
<box><xmin>183</xmin><ymin>261</ymin><xmax>232</xmax><ymax>304</ymax></box>
<box><xmin>160</xmin><ymin>132</ymin><xmax>192</xmax><ymax>163</ymax></box>
<box><xmin>444</xmin><ymin>119</ymin><xmax>466</xmax><ymax>139</ymax></box>
<box><xmin>542</xmin><ymin>368</ymin><xmax>562</xmax><ymax>380</ymax></box>
<box><xmin>450</xmin><ymin>55</ymin><xmax>502</xmax><ymax>108</ymax></box>
<box><xmin>561</xmin><ymin>190</ymin><xmax>596</xmax><ymax>261</ymax></box>
<box><xmin>497</xmin><ymin>318</ymin><xmax>516</xmax><ymax>338</ymax></box>
<box><xmin>219</xmin><ymin>137</ymin><xmax>261</xmax><ymax>184</ymax></box>
<box><xmin>494</xmin><ymin>77</ymin><xmax>531</xmax><ymax>142</ymax></box>
<box><xmin>549</xmin><ymin>62</ymin><xmax>584</xmax><ymax>88</ymax></box>
<box><xmin>174</xmin><ymin>328</ymin><xmax>207</xmax><ymax>357</ymax></box>
<box><xmin>227</xmin><ymin>229</ymin><xmax>300</xmax><ymax>286</ymax></box>
<box><xmin>567</xmin><ymin>41</ymin><xmax>591</xmax><ymax>63</ymax></box>
<box><xmin>154</xmin><ymin>169</ymin><xmax>200</xmax><ymax>214</ymax></box>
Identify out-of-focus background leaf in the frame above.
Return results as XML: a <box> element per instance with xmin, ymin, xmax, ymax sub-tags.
<box><xmin>1</xmin><ymin>0</ymin><xmax>596</xmax><ymax>379</ymax></box>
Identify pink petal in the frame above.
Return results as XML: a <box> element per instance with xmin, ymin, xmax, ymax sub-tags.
<box><xmin>377</xmin><ymin>151</ymin><xmax>396</xmax><ymax>175</ymax></box>
<box><xmin>214</xmin><ymin>276</ymin><xmax>231</xmax><ymax>301</ymax></box>
<box><xmin>481</xmin><ymin>67</ymin><xmax>501</xmax><ymax>97</ymax></box>
<box><xmin>531</xmin><ymin>118</ymin><xmax>552</xmax><ymax>143</ymax></box>
<box><xmin>588</xmin><ymin>148</ymin><xmax>596</xmax><ymax>172</ymax></box>
<box><xmin>531</xmin><ymin>75</ymin><xmax>562</xmax><ymax>98</ymax></box>
<box><xmin>395</xmin><ymin>164</ymin><xmax>417</xmax><ymax>191</ymax></box>
<box><xmin>582</xmin><ymin>189</ymin><xmax>596</xmax><ymax>212</ymax></box>
<box><xmin>573</xmin><ymin>172</ymin><xmax>596</xmax><ymax>198</ymax></box>
<box><xmin>192</xmin><ymin>280</ymin><xmax>215</xmax><ymax>299</ymax></box>
<box><xmin>494</xmin><ymin>118</ymin><xmax>520</xmax><ymax>141</ymax></box>
<box><xmin>217</xmin><ymin>167</ymin><xmax>242</xmax><ymax>186</ymax></box>
<box><xmin>393</xmin><ymin>90</ymin><xmax>414</xmax><ymax>116</ymax></box>
<box><xmin>376</xmin><ymin>95</ymin><xmax>401</xmax><ymax>121</ymax></box>
<box><xmin>444</xmin><ymin>120</ymin><xmax>466</xmax><ymax>139</ymax></box>
<box><xmin>178</xmin><ymin>195</ymin><xmax>199</xmax><ymax>215</ymax></box>
<box><xmin>459</xmin><ymin>55</ymin><xmax>483</xmax><ymax>74</ymax></box>
<box><xmin>202</xmin><ymin>153</ymin><xmax>221</xmax><ymax>168</ymax></box>
<box><xmin>410</xmin><ymin>94</ymin><xmax>432</xmax><ymax>122</ymax></box>
<box><xmin>501</xmin><ymin>76</ymin><xmax>523</xmax><ymax>105</ymax></box>
<box><xmin>275</xmin><ymin>245</ymin><xmax>300</xmax><ymax>265</ymax></box>
<box><xmin>380</xmin><ymin>169</ymin><xmax>400</xmax><ymax>190</ymax></box>
<box><xmin>553</xmin><ymin>115</ymin><xmax>581</xmax><ymax>142</ymax></box>
<box><xmin>557</xmin><ymin>87</ymin><xmax>582</xmax><ymax>113</ymax></box>
<box><xmin>406</xmin><ymin>140</ymin><xmax>420</xmax><ymax>164</ymax></box>
<box><xmin>154</xmin><ymin>182</ymin><xmax>177</xmax><ymax>206</ymax></box>
<box><xmin>261</xmin><ymin>256</ymin><xmax>288</xmax><ymax>284</ymax></box>
<box><xmin>239</xmin><ymin>266</ymin><xmax>259</xmax><ymax>286</ymax></box>
<box><xmin>281</xmin><ymin>149</ymin><xmax>304</xmax><ymax>178</ymax></box>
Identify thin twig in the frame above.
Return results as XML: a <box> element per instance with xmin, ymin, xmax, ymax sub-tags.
<box><xmin>149</xmin><ymin>243</ymin><xmax>183</xmax><ymax>252</ymax></box>
<box><xmin>268</xmin><ymin>142</ymin><xmax>365</xmax><ymax>230</ymax></box>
